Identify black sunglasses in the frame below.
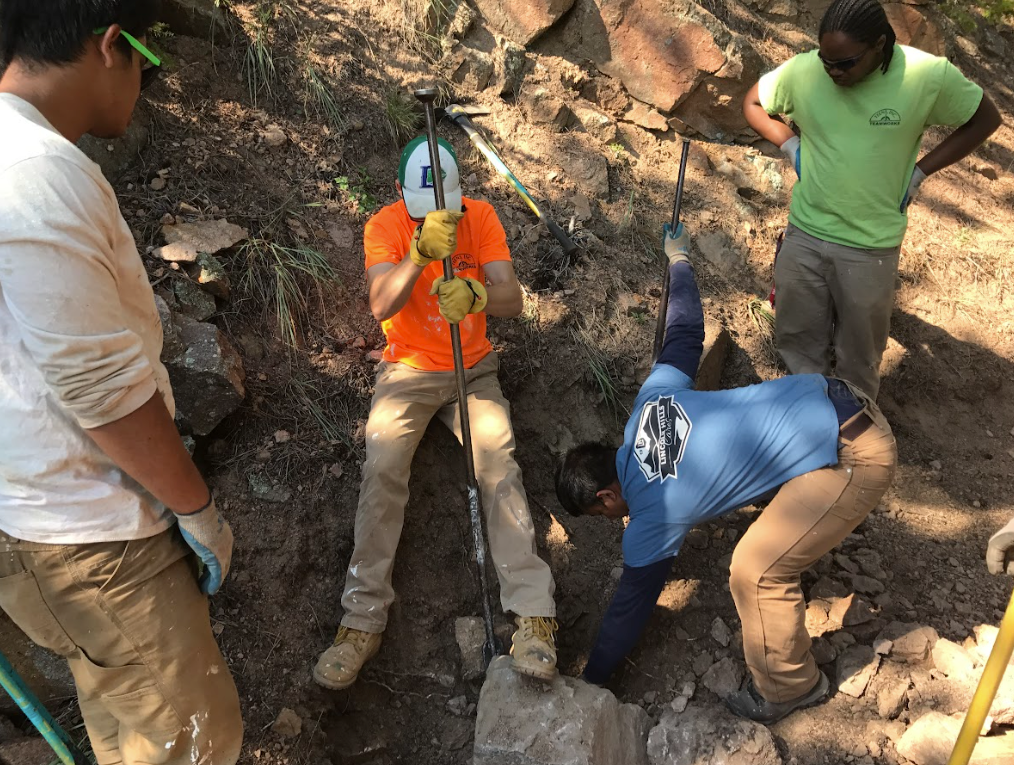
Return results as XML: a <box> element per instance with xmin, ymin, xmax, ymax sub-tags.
<box><xmin>817</xmin><ymin>46</ymin><xmax>873</xmax><ymax>72</ymax></box>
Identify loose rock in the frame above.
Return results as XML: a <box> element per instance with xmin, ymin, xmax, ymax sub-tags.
<box><xmin>162</xmin><ymin>219</ymin><xmax>248</xmax><ymax>255</ymax></box>
<box><xmin>154</xmin><ymin>242</ymin><xmax>200</xmax><ymax>263</ymax></box>
<box><xmin>455</xmin><ymin>616</ymin><xmax>486</xmax><ymax>682</ymax></box>
<box><xmin>474</xmin><ymin>656</ymin><xmax>650</xmax><ymax>765</ymax></box>
<box><xmin>701</xmin><ymin>657</ymin><xmax>744</xmax><ymax>698</ymax></box>
<box><xmin>877</xmin><ymin>676</ymin><xmax>909</xmax><ymax>719</ymax></box>
<box><xmin>646</xmin><ymin>706</ymin><xmax>782</xmax><ymax>765</ymax></box>
<box><xmin>261</xmin><ymin>124</ymin><xmax>287</xmax><ymax>147</ymax></box>
<box><xmin>932</xmin><ymin>638</ymin><xmax>975</xmax><ymax>679</ymax></box>
<box><xmin>189</xmin><ymin>252</ymin><xmax>231</xmax><ymax>300</ymax></box>
<box><xmin>837</xmin><ymin>645</ymin><xmax>880</xmax><ymax>698</ymax></box>
<box><xmin>272</xmin><ymin>707</ymin><xmax>302</xmax><ymax>738</ymax></box>
<box><xmin>173</xmin><ymin>279</ymin><xmax>216</xmax><ymax>322</ymax></box>
<box><xmin>711</xmin><ymin>617</ymin><xmax>732</xmax><ymax>648</ymax></box>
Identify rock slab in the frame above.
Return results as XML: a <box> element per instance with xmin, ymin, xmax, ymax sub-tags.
<box><xmin>646</xmin><ymin>706</ymin><xmax>782</xmax><ymax>765</ymax></box>
<box><xmin>473</xmin><ymin>0</ymin><xmax>576</xmax><ymax>45</ymax></box>
<box><xmin>455</xmin><ymin>617</ymin><xmax>486</xmax><ymax>682</ymax></box>
<box><xmin>474</xmin><ymin>655</ymin><xmax>650</xmax><ymax>765</ymax></box>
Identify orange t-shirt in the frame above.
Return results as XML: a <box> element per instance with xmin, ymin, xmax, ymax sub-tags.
<box><xmin>364</xmin><ymin>198</ymin><xmax>512</xmax><ymax>371</ymax></box>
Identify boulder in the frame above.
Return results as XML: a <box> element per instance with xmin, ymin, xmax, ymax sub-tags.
<box><xmin>473</xmin><ymin>656</ymin><xmax>651</xmax><ymax>765</ymax></box>
<box><xmin>878</xmin><ymin>622</ymin><xmax>939</xmax><ymax>663</ymax></box>
<box><xmin>558</xmin><ymin>0</ymin><xmax>727</xmax><ymax>113</ymax></box>
<box><xmin>173</xmin><ymin>279</ymin><xmax>216</xmax><ymax>322</ymax></box>
<box><xmin>473</xmin><ymin>0</ymin><xmax>576</xmax><ymax>45</ymax></box>
<box><xmin>189</xmin><ymin>252</ymin><xmax>231</xmax><ymax>300</ymax></box>
<box><xmin>455</xmin><ymin>616</ymin><xmax>486</xmax><ymax>681</ymax></box>
<box><xmin>646</xmin><ymin>706</ymin><xmax>782</xmax><ymax>765</ymax></box>
<box><xmin>701</xmin><ymin>657</ymin><xmax>744</xmax><ymax>697</ymax></box>
<box><xmin>837</xmin><ymin>644</ymin><xmax>880</xmax><ymax>698</ymax></box>
<box><xmin>449</xmin><ymin>46</ymin><xmax>496</xmax><ymax>92</ymax></box>
<box><xmin>161</xmin><ymin>219</ymin><xmax>249</xmax><ymax>256</ymax></box>
<box><xmin>77</xmin><ymin>106</ymin><xmax>151</xmax><ymax>182</ymax></box>
<box><xmin>495</xmin><ymin>39</ymin><xmax>528</xmax><ymax>97</ymax></box>
<box><xmin>521</xmin><ymin>88</ymin><xmax>573</xmax><ymax>131</ymax></box>
<box><xmin>883</xmin><ymin>4</ymin><xmax>945</xmax><ymax>56</ymax></box>
<box><xmin>164</xmin><ymin>315</ymin><xmax>246</xmax><ymax>435</ymax></box>
<box><xmin>161</xmin><ymin>0</ymin><xmax>231</xmax><ymax>40</ymax></box>
<box><xmin>895</xmin><ymin>712</ymin><xmax>1014</xmax><ymax>765</ymax></box>
<box><xmin>932</xmin><ymin>638</ymin><xmax>975</xmax><ymax>679</ymax></box>
<box><xmin>572</xmin><ymin>102</ymin><xmax>619</xmax><ymax>143</ymax></box>
<box><xmin>155</xmin><ymin>295</ymin><xmax>185</xmax><ymax>360</ymax></box>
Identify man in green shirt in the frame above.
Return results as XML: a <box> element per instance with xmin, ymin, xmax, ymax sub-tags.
<box><xmin>743</xmin><ymin>0</ymin><xmax>1001</xmax><ymax>398</ymax></box>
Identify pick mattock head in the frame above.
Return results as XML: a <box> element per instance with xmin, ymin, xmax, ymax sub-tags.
<box><xmin>413</xmin><ymin>87</ymin><xmax>439</xmax><ymax>104</ymax></box>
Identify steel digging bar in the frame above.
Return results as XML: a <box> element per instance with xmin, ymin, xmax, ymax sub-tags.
<box><xmin>414</xmin><ymin>88</ymin><xmax>503</xmax><ymax>667</ymax></box>
<box><xmin>652</xmin><ymin>138</ymin><xmax>692</xmax><ymax>364</ymax></box>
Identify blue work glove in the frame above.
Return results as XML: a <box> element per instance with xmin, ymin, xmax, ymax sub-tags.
<box><xmin>779</xmin><ymin>136</ymin><xmax>801</xmax><ymax>178</ymax></box>
<box><xmin>900</xmin><ymin>165</ymin><xmax>928</xmax><ymax>213</ymax></box>
<box><xmin>175</xmin><ymin>497</ymin><xmax>234</xmax><ymax>595</ymax></box>
<box><xmin>662</xmin><ymin>222</ymin><xmax>691</xmax><ymax>265</ymax></box>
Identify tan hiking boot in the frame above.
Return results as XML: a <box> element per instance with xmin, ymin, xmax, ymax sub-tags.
<box><xmin>312</xmin><ymin>626</ymin><xmax>382</xmax><ymax>690</ymax></box>
<box><xmin>510</xmin><ymin>616</ymin><xmax>559</xmax><ymax>681</ymax></box>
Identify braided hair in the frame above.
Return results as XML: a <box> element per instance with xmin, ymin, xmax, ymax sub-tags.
<box><xmin>819</xmin><ymin>0</ymin><xmax>897</xmax><ymax>74</ymax></box>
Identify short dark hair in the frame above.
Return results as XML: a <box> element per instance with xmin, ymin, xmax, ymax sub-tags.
<box><xmin>0</xmin><ymin>0</ymin><xmax>161</xmax><ymax>70</ymax></box>
<box><xmin>819</xmin><ymin>0</ymin><xmax>897</xmax><ymax>74</ymax></box>
<box><xmin>555</xmin><ymin>443</ymin><xmax>619</xmax><ymax>517</ymax></box>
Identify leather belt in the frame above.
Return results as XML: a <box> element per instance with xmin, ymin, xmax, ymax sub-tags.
<box><xmin>840</xmin><ymin>412</ymin><xmax>874</xmax><ymax>442</ymax></box>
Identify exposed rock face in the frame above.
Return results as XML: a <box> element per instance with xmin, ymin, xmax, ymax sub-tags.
<box><xmin>884</xmin><ymin>4</ymin><xmax>945</xmax><ymax>57</ymax></box>
<box><xmin>646</xmin><ymin>707</ymin><xmax>783</xmax><ymax>765</ymax></box>
<box><xmin>473</xmin><ymin>0</ymin><xmax>577</xmax><ymax>45</ymax></box>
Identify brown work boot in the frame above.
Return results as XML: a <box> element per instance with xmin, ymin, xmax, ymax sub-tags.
<box><xmin>312</xmin><ymin>626</ymin><xmax>382</xmax><ymax>690</ymax></box>
<box><xmin>510</xmin><ymin>616</ymin><xmax>559</xmax><ymax>681</ymax></box>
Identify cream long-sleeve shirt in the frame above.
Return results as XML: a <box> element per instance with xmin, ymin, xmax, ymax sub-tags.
<box><xmin>0</xmin><ymin>94</ymin><xmax>174</xmax><ymax>543</ymax></box>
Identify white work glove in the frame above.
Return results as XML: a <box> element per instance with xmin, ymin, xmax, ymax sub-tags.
<box><xmin>900</xmin><ymin>165</ymin><xmax>928</xmax><ymax>214</ymax></box>
<box><xmin>662</xmin><ymin>223</ymin><xmax>691</xmax><ymax>265</ymax></box>
<box><xmin>780</xmin><ymin>136</ymin><xmax>801</xmax><ymax>178</ymax></box>
<box><xmin>175</xmin><ymin>497</ymin><xmax>234</xmax><ymax>595</ymax></box>
<box><xmin>987</xmin><ymin>517</ymin><xmax>1014</xmax><ymax>575</ymax></box>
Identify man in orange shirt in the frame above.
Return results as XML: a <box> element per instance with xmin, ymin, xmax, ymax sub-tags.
<box><xmin>313</xmin><ymin>137</ymin><xmax>558</xmax><ymax>689</ymax></box>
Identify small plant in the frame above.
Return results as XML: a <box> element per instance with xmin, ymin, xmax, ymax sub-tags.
<box><xmin>287</xmin><ymin>376</ymin><xmax>358</xmax><ymax>452</ymax></box>
<box><xmin>243</xmin><ymin>5</ymin><xmax>276</xmax><ymax>105</ymax></box>
<box><xmin>239</xmin><ymin>239</ymin><xmax>340</xmax><ymax>346</ymax></box>
<box><xmin>575</xmin><ymin>325</ymin><xmax>626</xmax><ymax>419</ymax></box>
<box><xmin>939</xmin><ymin>0</ymin><xmax>978</xmax><ymax>32</ymax></box>
<box><xmin>334</xmin><ymin>170</ymin><xmax>378</xmax><ymax>215</ymax></box>
<box><xmin>149</xmin><ymin>21</ymin><xmax>173</xmax><ymax>40</ymax></box>
<box><xmin>747</xmin><ymin>297</ymin><xmax>775</xmax><ymax>333</ymax></box>
<box><xmin>384</xmin><ymin>88</ymin><xmax>421</xmax><ymax>145</ymax></box>
<box><xmin>303</xmin><ymin>63</ymin><xmax>345</xmax><ymax>133</ymax></box>
<box><xmin>608</xmin><ymin>143</ymin><xmax>628</xmax><ymax>161</ymax></box>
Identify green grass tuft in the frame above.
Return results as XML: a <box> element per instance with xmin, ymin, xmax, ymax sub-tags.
<box><xmin>384</xmin><ymin>88</ymin><xmax>421</xmax><ymax>146</ymax></box>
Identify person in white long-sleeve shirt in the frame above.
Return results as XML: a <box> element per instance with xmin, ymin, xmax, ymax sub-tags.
<box><xmin>0</xmin><ymin>2</ymin><xmax>242</xmax><ymax>763</ymax></box>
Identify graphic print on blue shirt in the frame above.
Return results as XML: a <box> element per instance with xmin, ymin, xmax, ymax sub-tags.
<box><xmin>617</xmin><ymin>367</ymin><xmax>841</xmax><ymax>568</ymax></box>
<box><xmin>634</xmin><ymin>395</ymin><xmax>692</xmax><ymax>483</ymax></box>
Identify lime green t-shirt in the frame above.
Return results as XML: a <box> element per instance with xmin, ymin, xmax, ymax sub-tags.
<box><xmin>759</xmin><ymin>45</ymin><xmax>983</xmax><ymax>249</ymax></box>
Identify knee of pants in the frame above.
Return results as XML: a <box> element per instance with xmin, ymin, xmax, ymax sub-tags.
<box><xmin>729</xmin><ymin>548</ymin><xmax>763</xmax><ymax>602</ymax></box>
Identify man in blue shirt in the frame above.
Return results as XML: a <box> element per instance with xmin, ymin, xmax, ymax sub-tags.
<box><xmin>555</xmin><ymin>225</ymin><xmax>897</xmax><ymax>724</ymax></box>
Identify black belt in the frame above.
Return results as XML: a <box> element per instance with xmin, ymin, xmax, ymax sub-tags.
<box><xmin>840</xmin><ymin>412</ymin><xmax>874</xmax><ymax>441</ymax></box>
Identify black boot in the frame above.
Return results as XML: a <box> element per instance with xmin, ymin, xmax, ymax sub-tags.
<box><xmin>725</xmin><ymin>671</ymin><xmax>830</xmax><ymax>724</ymax></box>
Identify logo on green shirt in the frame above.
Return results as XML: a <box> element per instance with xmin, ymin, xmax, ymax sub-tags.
<box><xmin>870</xmin><ymin>109</ymin><xmax>901</xmax><ymax>126</ymax></box>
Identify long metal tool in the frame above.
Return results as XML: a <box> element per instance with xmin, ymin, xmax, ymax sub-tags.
<box><xmin>946</xmin><ymin>586</ymin><xmax>1014</xmax><ymax>765</ymax></box>
<box><xmin>652</xmin><ymin>138</ymin><xmax>692</xmax><ymax>365</ymax></box>
<box><xmin>415</xmin><ymin>88</ymin><xmax>503</xmax><ymax>666</ymax></box>
<box><xmin>0</xmin><ymin>650</ymin><xmax>90</xmax><ymax>765</ymax></box>
<box><xmin>443</xmin><ymin>104</ymin><xmax>579</xmax><ymax>258</ymax></box>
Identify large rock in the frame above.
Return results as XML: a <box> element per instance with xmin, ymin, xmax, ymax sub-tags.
<box><xmin>883</xmin><ymin>4</ymin><xmax>945</xmax><ymax>56</ymax></box>
<box><xmin>474</xmin><ymin>656</ymin><xmax>651</xmax><ymax>765</ymax></box>
<box><xmin>161</xmin><ymin>0</ymin><xmax>231</xmax><ymax>40</ymax></box>
<box><xmin>897</xmin><ymin>711</ymin><xmax>1014</xmax><ymax>765</ymax></box>
<box><xmin>701</xmin><ymin>657</ymin><xmax>744</xmax><ymax>697</ymax></box>
<box><xmin>646</xmin><ymin>707</ymin><xmax>782</xmax><ymax>765</ymax></box>
<box><xmin>162</xmin><ymin>219</ymin><xmax>248</xmax><ymax>256</ymax></box>
<box><xmin>163</xmin><ymin>315</ymin><xmax>246</xmax><ymax>435</ymax></box>
<box><xmin>557</xmin><ymin>0</ymin><xmax>727</xmax><ymax>113</ymax></box>
<box><xmin>837</xmin><ymin>644</ymin><xmax>880</xmax><ymax>698</ymax></box>
<box><xmin>473</xmin><ymin>0</ymin><xmax>576</xmax><ymax>45</ymax></box>
<box><xmin>77</xmin><ymin>106</ymin><xmax>151</xmax><ymax>182</ymax></box>
<box><xmin>932</xmin><ymin>638</ymin><xmax>975</xmax><ymax>679</ymax></box>
<box><xmin>878</xmin><ymin>622</ymin><xmax>938</xmax><ymax>663</ymax></box>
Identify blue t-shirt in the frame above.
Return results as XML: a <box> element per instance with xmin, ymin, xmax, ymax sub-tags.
<box><xmin>618</xmin><ymin>367</ymin><xmax>841</xmax><ymax>567</ymax></box>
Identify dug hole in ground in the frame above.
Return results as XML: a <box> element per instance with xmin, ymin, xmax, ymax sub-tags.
<box><xmin>4</xmin><ymin>0</ymin><xmax>1014</xmax><ymax>764</ymax></box>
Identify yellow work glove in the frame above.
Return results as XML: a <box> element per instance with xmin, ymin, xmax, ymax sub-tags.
<box><xmin>409</xmin><ymin>210</ymin><xmax>465</xmax><ymax>267</ymax></box>
<box><xmin>429</xmin><ymin>276</ymin><xmax>488</xmax><ymax>324</ymax></box>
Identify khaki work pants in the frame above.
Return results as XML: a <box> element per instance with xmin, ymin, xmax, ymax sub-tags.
<box><xmin>0</xmin><ymin>528</ymin><xmax>242</xmax><ymax>765</ymax></box>
<box><xmin>730</xmin><ymin>385</ymin><xmax>897</xmax><ymax>703</ymax></box>
<box><xmin>774</xmin><ymin>223</ymin><xmax>901</xmax><ymax>399</ymax></box>
<box><xmin>341</xmin><ymin>352</ymin><xmax>556</xmax><ymax>633</ymax></box>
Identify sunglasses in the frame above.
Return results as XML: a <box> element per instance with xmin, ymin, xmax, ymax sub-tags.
<box><xmin>817</xmin><ymin>46</ymin><xmax>872</xmax><ymax>72</ymax></box>
<box><xmin>93</xmin><ymin>27</ymin><xmax>162</xmax><ymax>89</ymax></box>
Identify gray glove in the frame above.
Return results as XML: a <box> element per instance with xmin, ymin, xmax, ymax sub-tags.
<box><xmin>662</xmin><ymin>223</ymin><xmax>691</xmax><ymax>266</ymax></box>
<box><xmin>987</xmin><ymin>517</ymin><xmax>1014</xmax><ymax>575</ymax></box>
<box><xmin>176</xmin><ymin>497</ymin><xmax>234</xmax><ymax>594</ymax></box>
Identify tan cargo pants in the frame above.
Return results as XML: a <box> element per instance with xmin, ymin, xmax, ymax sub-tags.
<box><xmin>774</xmin><ymin>223</ymin><xmax>901</xmax><ymax>399</ymax></box>
<box><xmin>341</xmin><ymin>351</ymin><xmax>556</xmax><ymax>632</ymax></box>
<box><xmin>0</xmin><ymin>527</ymin><xmax>242</xmax><ymax>765</ymax></box>
<box><xmin>730</xmin><ymin>383</ymin><xmax>897</xmax><ymax>703</ymax></box>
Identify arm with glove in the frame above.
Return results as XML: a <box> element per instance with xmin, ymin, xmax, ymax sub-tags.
<box><xmin>743</xmin><ymin>80</ymin><xmax>801</xmax><ymax>179</ymax></box>
<box><xmin>367</xmin><ymin>209</ymin><xmax>464</xmax><ymax>322</ymax></box>
<box><xmin>656</xmin><ymin>224</ymin><xmax>705</xmax><ymax>384</ymax></box>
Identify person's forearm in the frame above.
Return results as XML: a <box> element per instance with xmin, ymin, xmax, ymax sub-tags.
<box><xmin>484</xmin><ymin>281</ymin><xmax>524</xmax><ymax>318</ymax></box>
<box><xmin>743</xmin><ymin>83</ymin><xmax>796</xmax><ymax>146</ymax></box>
<box><xmin>918</xmin><ymin>95</ymin><xmax>1002</xmax><ymax>177</ymax></box>
<box><xmin>370</xmin><ymin>257</ymin><xmax>426</xmax><ymax>321</ymax></box>
<box><xmin>583</xmin><ymin>558</ymin><xmax>673</xmax><ymax>685</ymax></box>
<box><xmin>656</xmin><ymin>262</ymin><xmax>705</xmax><ymax>381</ymax></box>
<box><xmin>85</xmin><ymin>391</ymin><xmax>210</xmax><ymax>514</ymax></box>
